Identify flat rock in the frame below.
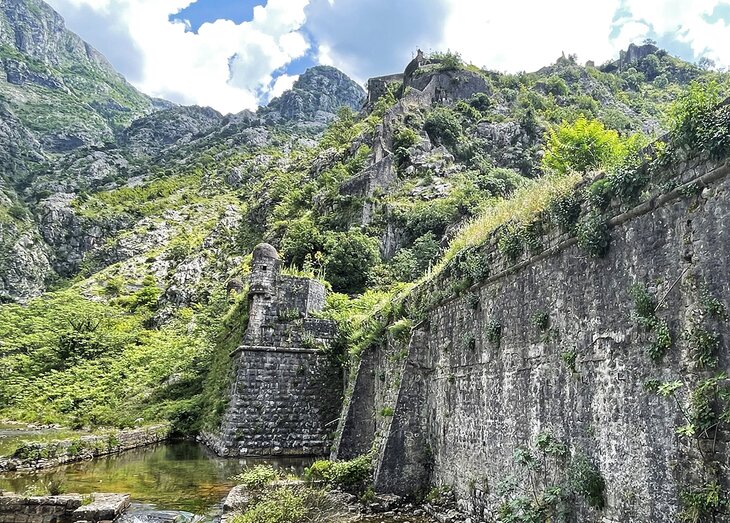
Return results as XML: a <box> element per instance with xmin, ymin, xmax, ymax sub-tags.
<box><xmin>73</xmin><ymin>493</ymin><xmax>130</xmax><ymax>521</ymax></box>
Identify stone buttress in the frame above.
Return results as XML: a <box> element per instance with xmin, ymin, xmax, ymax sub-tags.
<box><xmin>204</xmin><ymin>243</ymin><xmax>342</xmax><ymax>456</ymax></box>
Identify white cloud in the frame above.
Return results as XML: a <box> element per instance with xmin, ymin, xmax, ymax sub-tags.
<box><xmin>439</xmin><ymin>0</ymin><xmax>730</xmax><ymax>72</ymax></box>
<box><xmin>304</xmin><ymin>0</ymin><xmax>450</xmax><ymax>83</ymax></box>
<box><xmin>441</xmin><ymin>0</ymin><xmax>622</xmax><ymax>71</ymax></box>
<box><xmin>270</xmin><ymin>73</ymin><xmax>299</xmax><ymax>98</ymax></box>
<box><xmin>47</xmin><ymin>0</ymin><xmax>311</xmax><ymax>113</ymax></box>
<box><xmin>619</xmin><ymin>0</ymin><xmax>730</xmax><ymax>67</ymax></box>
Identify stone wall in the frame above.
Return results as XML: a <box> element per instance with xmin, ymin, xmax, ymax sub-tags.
<box><xmin>205</xmin><ymin>346</ymin><xmax>342</xmax><ymax>457</ymax></box>
<box><xmin>0</xmin><ymin>494</ymin><xmax>81</xmax><ymax>523</ymax></box>
<box><xmin>0</xmin><ymin>492</ymin><xmax>129</xmax><ymax>523</ymax></box>
<box><xmin>0</xmin><ymin>424</ymin><xmax>170</xmax><ymax>472</ymax></box>
<box><xmin>337</xmin><ymin>154</ymin><xmax>730</xmax><ymax>521</ymax></box>
<box><xmin>365</xmin><ymin>74</ymin><xmax>403</xmax><ymax>108</ymax></box>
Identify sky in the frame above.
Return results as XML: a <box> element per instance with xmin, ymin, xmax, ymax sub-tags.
<box><xmin>45</xmin><ymin>0</ymin><xmax>730</xmax><ymax>114</ymax></box>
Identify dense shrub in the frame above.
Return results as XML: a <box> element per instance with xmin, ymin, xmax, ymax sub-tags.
<box><xmin>323</xmin><ymin>230</ymin><xmax>380</xmax><ymax>294</ymax></box>
<box><xmin>575</xmin><ymin>212</ymin><xmax>611</xmax><ymax>257</ymax></box>
<box><xmin>280</xmin><ymin>217</ymin><xmax>324</xmax><ymax>269</ymax></box>
<box><xmin>545</xmin><ymin>75</ymin><xmax>569</xmax><ymax>96</ymax></box>
<box><xmin>304</xmin><ymin>454</ymin><xmax>372</xmax><ymax>491</ymax></box>
<box><xmin>389</xmin><ymin>232</ymin><xmax>440</xmax><ymax>282</ymax></box>
<box><xmin>424</xmin><ymin>107</ymin><xmax>463</xmax><ymax>148</ymax></box>
<box><xmin>232</xmin><ymin>464</ymin><xmax>280</xmax><ymax>490</ymax></box>
<box><xmin>475</xmin><ymin>167</ymin><xmax>526</xmax><ymax>197</ymax></box>
<box><xmin>668</xmin><ymin>81</ymin><xmax>730</xmax><ymax>159</ymax></box>
<box><xmin>542</xmin><ymin>116</ymin><xmax>632</xmax><ymax>174</ymax></box>
<box><xmin>393</xmin><ymin>126</ymin><xmax>420</xmax><ymax>167</ymax></box>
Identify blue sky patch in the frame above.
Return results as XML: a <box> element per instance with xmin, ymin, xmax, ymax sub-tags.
<box><xmin>170</xmin><ymin>0</ymin><xmax>266</xmax><ymax>32</ymax></box>
<box><xmin>704</xmin><ymin>3</ymin><xmax>730</xmax><ymax>24</ymax></box>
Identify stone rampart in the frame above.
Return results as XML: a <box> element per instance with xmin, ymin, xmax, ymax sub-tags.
<box><xmin>337</xmin><ymin>153</ymin><xmax>730</xmax><ymax>521</ymax></box>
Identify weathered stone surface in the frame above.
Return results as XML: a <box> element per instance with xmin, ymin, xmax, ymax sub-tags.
<box><xmin>261</xmin><ymin>66</ymin><xmax>365</xmax><ymax>129</ymax></box>
<box><xmin>72</xmin><ymin>493</ymin><xmax>130</xmax><ymax>522</ymax></box>
<box><xmin>339</xmin><ymin>156</ymin><xmax>730</xmax><ymax>521</ymax></box>
<box><xmin>0</xmin><ymin>493</ymin><xmax>82</xmax><ymax>523</ymax></box>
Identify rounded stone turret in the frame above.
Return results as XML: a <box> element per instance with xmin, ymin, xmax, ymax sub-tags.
<box><xmin>250</xmin><ymin>243</ymin><xmax>280</xmax><ymax>295</ymax></box>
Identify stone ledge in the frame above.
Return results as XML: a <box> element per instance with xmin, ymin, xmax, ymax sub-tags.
<box><xmin>230</xmin><ymin>345</ymin><xmax>325</xmax><ymax>356</ymax></box>
<box><xmin>0</xmin><ymin>424</ymin><xmax>170</xmax><ymax>473</ymax></box>
<box><xmin>0</xmin><ymin>492</ymin><xmax>129</xmax><ymax>523</ymax></box>
<box><xmin>72</xmin><ymin>493</ymin><xmax>130</xmax><ymax>522</ymax></box>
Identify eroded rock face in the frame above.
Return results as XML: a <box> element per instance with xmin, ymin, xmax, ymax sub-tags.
<box><xmin>120</xmin><ymin>105</ymin><xmax>223</xmax><ymax>158</ymax></box>
<box><xmin>36</xmin><ymin>192</ymin><xmax>129</xmax><ymax>277</ymax></box>
<box><xmin>0</xmin><ymin>0</ymin><xmax>155</xmax><ymax>153</ymax></box>
<box><xmin>262</xmin><ymin>66</ymin><xmax>366</xmax><ymax>127</ymax></box>
<box><xmin>0</xmin><ymin>225</ymin><xmax>52</xmax><ymax>303</ymax></box>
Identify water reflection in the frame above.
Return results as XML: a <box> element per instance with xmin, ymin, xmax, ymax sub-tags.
<box><xmin>0</xmin><ymin>441</ymin><xmax>314</xmax><ymax>515</ymax></box>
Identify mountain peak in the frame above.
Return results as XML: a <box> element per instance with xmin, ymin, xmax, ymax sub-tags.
<box><xmin>261</xmin><ymin>65</ymin><xmax>365</xmax><ymax>127</ymax></box>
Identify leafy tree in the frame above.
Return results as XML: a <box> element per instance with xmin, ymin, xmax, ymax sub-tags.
<box><xmin>389</xmin><ymin>232</ymin><xmax>441</xmax><ymax>282</ymax></box>
<box><xmin>323</xmin><ymin>230</ymin><xmax>380</xmax><ymax>294</ymax></box>
<box><xmin>431</xmin><ymin>50</ymin><xmax>464</xmax><ymax>71</ymax></box>
<box><xmin>542</xmin><ymin>116</ymin><xmax>632</xmax><ymax>174</ymax></box>
<box><xmin>640</xmin><ymin>54</ymin><xmax>662</xmax><ymax>79</ymax></box>
<box><xmin>668</xmin><ymin>80</ymin><xmax>721</xmax><ymax>147</ymax></box>
<box><xmin>393</xmin><ymin>126</ymin><xmax>420</xmax><ymax>167</ymax></box>
<box><xmin>280</xmin><ymin>217</ymin><xmax>324</xmax><ymax>269</ymax></box>
<box><xmin>319</xmin><ymin>107</ymin><xmax>359</xmax><ymax>151</ymax></box>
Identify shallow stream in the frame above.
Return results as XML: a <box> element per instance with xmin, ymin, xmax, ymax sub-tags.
<box><xmin>0</xmin><ymin>440</ymin><xmax>313</xmax><ymax>522</ymax></box>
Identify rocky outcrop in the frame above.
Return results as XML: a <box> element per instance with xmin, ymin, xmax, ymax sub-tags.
<box><xmin>120</xmin><ymin>105</ymin><xmax>223</xmax><ymax>158</ymax></box>
<box><xmin>262</xmin><ymin>66</ymin><xmax>365</xmax><ymax>127</ymax></box>
<box><xmin>0</xmin><ymin>222</ymin><xmax>52</xmax><ymax>303</ymax></box>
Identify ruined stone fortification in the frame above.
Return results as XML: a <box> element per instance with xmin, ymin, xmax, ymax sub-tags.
<box><xmin>205</xmin><ymin>244</ymin><xmax>342</xmax><ymax>457</ymax></box>
<box><xmin>335</xmin><ymin>153</ymin><xmax>730</xmax><ymax>521</ymax></box>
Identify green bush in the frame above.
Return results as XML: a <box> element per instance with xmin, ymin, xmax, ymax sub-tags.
<box><xmin>575</xmin><ymin>212</ymin><xmax>611</xmax><ymax>257</ymax></box>
<box><xmin>549</xmin><ymin>193</ymin><xmax>582</xmax><ymax>232</ymax></box>
<box><xmin>231</xmin><ymin>464</ymin><xmax>280</xmax><ymax>490</ymax></box>
<box><xmin>304</xmin><ymin>454</ymin><xmax>372</xmax><ymax>490</ymax></box>
<box><xmin>586</xmin><ymin>178</ymin><xmax>612</xmax><ymax>209</ymax></box>
<box><xmin>475</xmin><ymin>168</ymin><xmax>525</xmax><ymax>198</ymax></box>
<box><xmin>304</xmin><ymin>459</ymin><xmax>332</xmax><ymax>482</ymax></box>
<box><xmin>431</xmin><ymin>50</ymin><xmax>464</xmax><ymax>71</ymax></box>
<box><xmin>667</xmin><ymin>80</ymin><xmax>730</xmax><ymax>160</ymax></box>
<box><xmin>569</xmin><ymin>455</ymin><xmax>606</xmax><ymax>509</ymax></box>
<box><xmin>393</xmin><ymin>126</ymin><xmax>420</xmax><ymax>167</ymax></box>
<box><xmin>542</xmin><ymin>116</ymin><xmax>632</xmax><ymax>174</ymax></box>
<box><xmin>389</xmin><ymin>232</ymin><xmax>440</xmax><ymax>282</ymax></box>
<box><xmin>323</xmin><ymin>230</ymin><xmax>380</xmax><ymax>294</ymax></box>
<box><xmin>380</xmin><ymin>406</ymin><xmax>395</xmax><ymax>416</ymax></box>
<box><xmin>327</xmin><ymin>454</ymin><xmax>372</xmax><ymax>488</ymax></box>
<box><xmin>281</xmin><ymin>217</ymin><xmax>324</xmax><ymax>269</ymax></box>
<box><xmin>232</xmin><ymin>487</ymin><xmax>305</xmax><ymax>523</ymax></box>
<box><xmin>468</xmin><ymin>92</ymin><xmax>492</xmax><ymax>112</ymax></box>
<box><xmin>424</xmin><ymin>107</ymin><xmax>463</xmax><ymax>148</ymax></box>
<box><xmin>545</xmin><ymin>75</ymin><xmax>569</xmax><ymax>96</ymax></box>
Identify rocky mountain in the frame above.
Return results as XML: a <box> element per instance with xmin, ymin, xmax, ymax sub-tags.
<box><xmin>0</xmin><ymin>0</ymin><xmax>159</xmax><ymax>154</ymax></box>
<box><xmin>262</xmin><ymin>65</ymin><xmax>367</xmax><ymax>128</ymax></box>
